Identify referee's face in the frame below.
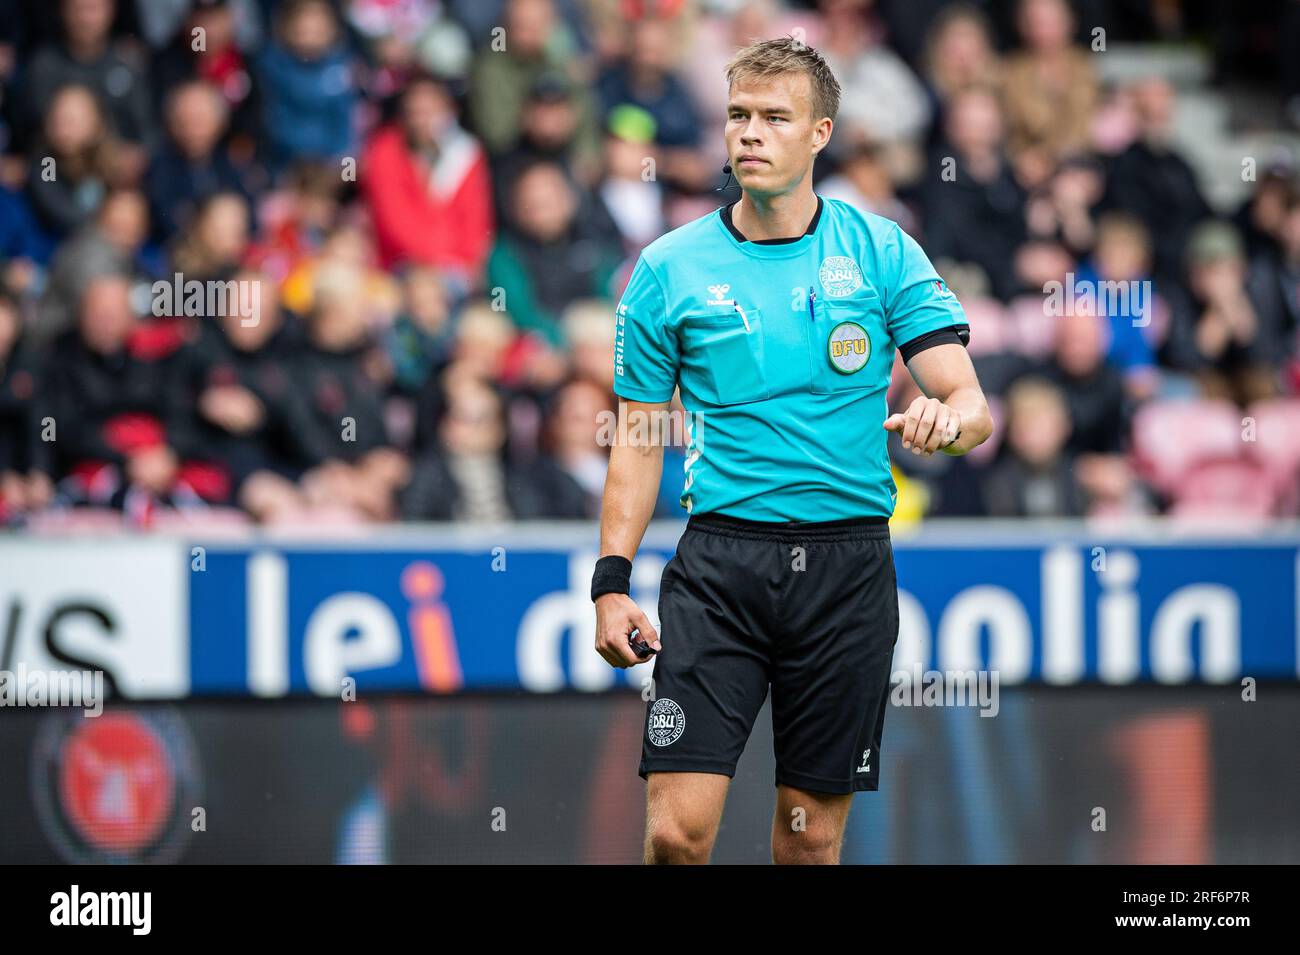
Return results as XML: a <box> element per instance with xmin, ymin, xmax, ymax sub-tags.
<box><xmin>725</xmin><ymin>73</ymin><xmax>829</xmax><ymax>198</ymax></box>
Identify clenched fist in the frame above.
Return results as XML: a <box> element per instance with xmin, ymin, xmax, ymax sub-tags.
<box><xmin>883</xmin><ymin>396</ymin><xmax>962</xmax><ymax>456</ymax></box>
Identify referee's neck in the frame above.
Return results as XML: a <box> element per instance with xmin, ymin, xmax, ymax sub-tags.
<box><xmin>734</xmin><ymin>187</ymin><xmax>820</xmax><ymax>243</ymax></box>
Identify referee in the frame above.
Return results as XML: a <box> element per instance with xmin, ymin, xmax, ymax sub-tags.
<box><xmin>591</xmin><ymin>37</ymin><xmax>992</xmax><ymax>864</ymax></box>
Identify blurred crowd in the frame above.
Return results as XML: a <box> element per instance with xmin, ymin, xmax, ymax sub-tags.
<box><xmin>0</xmin><ymin>0</ymin><xmax>1298</xmax><ymax>527</ymax></box>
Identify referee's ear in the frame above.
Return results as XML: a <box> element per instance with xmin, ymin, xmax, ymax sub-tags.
<box><xmin>811</xmin><ymin>116</ymin><xmax>833</xmax><ymax>156</ymax></box>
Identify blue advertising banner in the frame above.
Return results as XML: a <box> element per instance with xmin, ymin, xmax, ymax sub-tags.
<box><xmin>185</xmin><ymin>523</ymin><xmax>1300</xmax><ymax>696</ymax></box>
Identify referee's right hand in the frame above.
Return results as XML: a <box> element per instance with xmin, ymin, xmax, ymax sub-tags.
<box><xmin>594</xmin><ymin>594</ymin><xmax>661</xmax><ymax>668</ymax></box>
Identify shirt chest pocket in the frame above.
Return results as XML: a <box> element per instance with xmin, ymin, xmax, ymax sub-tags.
<box><xmin>679</xmin><ymin>307</ymin><xmax>770</xmax><ymax>405</ymax></box>
<box><xmin>806</xmin><ymin>294</ymin><xmax>885</xmax><ymax>394</ymax></box>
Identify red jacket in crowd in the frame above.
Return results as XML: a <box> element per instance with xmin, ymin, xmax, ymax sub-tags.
<box><xmin>361</xmin><ymin>124</ymin><xmax>494</xmax><ymax>280</ymax></box>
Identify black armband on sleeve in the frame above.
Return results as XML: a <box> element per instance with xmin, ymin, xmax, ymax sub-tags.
<box><xmin>591</xmin><ymin>555</ymin><xmax>633</xmax><ymax>602</ymax></box>
<box><xmin>898</xmin><ymin>324</ymin><xmax>970</xmax><ymax>363</ymax></box>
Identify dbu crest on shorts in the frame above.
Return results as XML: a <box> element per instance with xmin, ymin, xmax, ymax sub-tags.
<box><xmin>647</xmin><ymin>698</ymin><xmax>685</xmax><ymax>747</ymax></box>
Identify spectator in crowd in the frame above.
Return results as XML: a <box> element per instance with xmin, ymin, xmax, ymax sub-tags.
<box><xmin>1072</xmin><ymin>212</ymin><xmax>1160</xmax><ymax>395</ymax></box>
<box><xmin>43</xmin><ymin>275</ymin><xmax>197</xmax><ymax>510</ymax></box>
<box><xmin>922</xmin><ymin>3</ymin><xmax>1002</xmax><ymax>113</ymax></box>
<box><xmin>1036</xmin><ymin>308</ymin><xmax>1143</xmax><ymax>513</ymax></box>
<box><xmin>560</xmin><ymin>298</ymin><xmax>615</xmax><ymax>391</ymax></box>
<box><xmin>385</xmin><ymin>264</ymin><xmax>455</xmax><ymax>396</ymax></box>
<box><xmin>361</xmin><ymin>73</ymin><xmax>493</xmax><ymax>284</ymax></box>
<box><xmin>819</xmin><ymin>137</ymin><xmax>917</xmax><ymax>235</ymax></box>
<box><xmin>167</xmin><ymin>190</ymin><xmax>250</xmax><ymax>285</ymax></box>
<box><xmin>0</xmin><ymin>290</ymin><xmax>53</xmax><ymax>521</ymax></box>
<box><xmin>401</xmin><ymin>372</ymin><xmax>588</xmax><ymax>520</ymax></box>
<box><xmin>1001</xmin><ymin>0</ymin><xmax>1098</xmax><ymax>166</ymax></box>
<box><xmin>445</xmin><ymin>299</ymin><xmax>516</xmax><ymax>382</ymax></box>
<box><xmin>488</xmin><ymin>159</ymin><xmax>621</xmax><ymax>348</ymax></box>
<box><xmin>1250</xmin><ymin>183</ymin><xmax>1300</xmax><ymax>357</ymax></box>
<box><xmin>147</xmin><ymin>80</ymin><xmax>251</xmax><ymax>241</ymax></box>
<box><xmin>924</xmin><ymin>86</ymin><xmax>1027</xmax><ymax>300</ymax></box>
<box><xmin>150</xmin><ymin>0</ymin><xmax>263</xmax><ymax>153</ymax></box>
<box><xmin>467</xmin><ymin>0</ymin><xmax>589</xmax><ymax>157</ymax></box>
<box><xmin>1104</xmin><ymin>76</ymin><xmax>1211</xmax><ymax>285</ymax></box>
<box><xmin>1011</xmin><ymin>234</ymin><xmax>1074</xmax><ymax>306</ymax></box>
<box><xmin>1025</xmin><ymin>154</ymin><xmax>1104</xmax><ymax>259</ymax></box>
<box><xmin>279</xmin><ymin>219</ymin><xmax>402</xmax><ymax>324</ymax></box>
<box><xmin>683</xmin><ymin>0</ymin><xmax>807</xmax><ymax>134</ymax></box>
<box><xmin>982</xmin><ymin>376</ymin><xmax>1086</xmax><ymax>517</ymax></box>
<box><xmin>245</xmin><ymin>159</ymin><xmax>342</xmax><ymax>284</ymax></box>
<box><xmin>594</xmin><ymin>104</ymin><xmax>666</xmax><ymax>252</ymax></box>
<box><xmin>492</xmin><ymin>70</ymin><xmax>603</xmax><ymax>208</ymax></box>
<box><xmin>169</xmin><ymin>266</ymin><xmax>308</xmax><ymax>522</ymax></box>
<box><xmin>18</xmin><ymin>0</ymin><xmax>154</xmax><ymax>171</ymax></box>
<box><xmin>543</xmin><ymin>376</ymin><xmax>613</xmax><ymax>519</ymax></box>
<box><xmin>0</xmin><ymin>187</ymin><xmax>56</xmax><ymax>282</ymax></box>
<box><xmin>818</xmin><ymin>0</ymin><xmax>931</xmax><ymax>184</ymax></box>
<box><xmin>595</xmin><ymin>15</ymin><xmax>711</xmax><ymax>191</ymax></box>
<box><xmin>541</xmin><ymin>375</ymin><xmax>611</xmax><ymax>516</ymax></box>
<box><xmin>1231</xmin><ymin>155</ymin><xmax>1294</xmax><ymax>261</ymax></box>
<box><xmin>26</xmin><ymin>83</ymin><xmax>126</xmax><ymax>238</ymax></box>
<box><xmin>347</xmin><ymin>0</ymin><xmax>473</xmax><ymax>98</ymax></box>
<box><xmin>37</xmin><ymin>187</ymin><xmax>151</xmax><ymax>346</ymax></box>
<box><xmin>256</xmin><ymin>0</ymin><xmax>358</xmax><ymax>172</ymax></box>
<box><xmin>1162</xmin><ymin>220</ymin><xmax>1283</xmax><ymax>405</ymax></box>
<box><xmin>408</xmin><ymin>299</ymin><xmax>517</xmax><ymax>452</ymax></box>
<box><xmin>287</xmin><ymin>263</ymin><xmax>408</xmax><ymax>520</ymax></box>
<box><xmin>136</xmin><ymin>0</ymin><xmax>262</xmax><ymax>53</ymax></box>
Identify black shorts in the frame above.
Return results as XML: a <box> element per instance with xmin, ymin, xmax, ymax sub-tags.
<box><xmin>639</xmin><ymin>511</ymin><xmax>900</xmax><ymax>795</ymax></box>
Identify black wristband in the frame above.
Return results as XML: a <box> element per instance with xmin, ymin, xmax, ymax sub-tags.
<box><xmin>591</xmin><ymin>555</ymin><xmax>632</xmax><ymax>602</ymax></box>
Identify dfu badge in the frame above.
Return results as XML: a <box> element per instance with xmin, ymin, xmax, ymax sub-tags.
<box><xmin>827</xmin><ymin>321</ymin><xmax>870</xmax><ymax>374</ymax></box>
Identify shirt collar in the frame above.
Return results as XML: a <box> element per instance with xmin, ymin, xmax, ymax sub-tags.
<box><xmin>722</xmin><ymin>195</ymin><xmax>824</xmax><ymax>245</ymax></box>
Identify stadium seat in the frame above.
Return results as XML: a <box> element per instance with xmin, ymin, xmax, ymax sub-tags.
<box><xmin>149</xmin><ymin>509</ymin><xmax>254</xmax><ymax>533</ymax></box>
<box><xmin>1243</xmin><ymin>399</ymin><xmax>1300</xmax><ymax>511</ymax></box>
<box><xmin>23</xmin><ymin>508</ymin><xmax>129</xmax><ymax>534</ymax></box>
<box><xmin>1168</xmin><ymin>458</ymin><xmax>1278</xmax><ymax>519</ymax></box>
<box><xmin>1131</xmin><ymin>399</ymin><xmax>1243</xmax><ymax>495</ymax></box>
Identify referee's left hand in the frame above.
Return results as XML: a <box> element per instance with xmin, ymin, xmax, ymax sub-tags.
<box><xmin>884</xmin><ymin>396</ymin><xmax>960</xmax><ymax>456</ymax></box>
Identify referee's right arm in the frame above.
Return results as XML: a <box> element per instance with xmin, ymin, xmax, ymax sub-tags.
<box><xmin>594</xmin><ymin>398</ymin><xmax>667</xmax><ymax>668</ymax></box>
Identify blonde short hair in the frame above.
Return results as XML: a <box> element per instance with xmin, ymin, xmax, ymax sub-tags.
<box><xmin>724</xmin><ymin>36</ymin><xmax>842</xmax><ymax>122</ymax></box>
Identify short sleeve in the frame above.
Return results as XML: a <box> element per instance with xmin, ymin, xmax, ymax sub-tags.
<box><xmin>613</xmin><ymin>254</ymin><xmax>679</xmax><ymax>402</ymax></box>
<box><xmin>883</xmin><ymin>223</ymin><xmax>970</xmax><ymax>354</ymax></box>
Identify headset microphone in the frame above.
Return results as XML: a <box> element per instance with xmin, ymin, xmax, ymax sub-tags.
<box><xmin>717</xmin><ymin>161</ymin><xmax>735</xmax><ymax>192</ymax></box>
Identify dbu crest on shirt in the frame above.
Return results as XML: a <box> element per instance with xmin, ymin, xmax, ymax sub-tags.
<box><xmin>818</xmin><ymin>255</ymin><xmax>863</xmax><ymax>297</ymax></box>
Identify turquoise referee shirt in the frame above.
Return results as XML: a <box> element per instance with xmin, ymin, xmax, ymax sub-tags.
<box><xmin>613</xmin><ymin>195</ymin><xmax>969</xmax><ymax>521</ymax></box>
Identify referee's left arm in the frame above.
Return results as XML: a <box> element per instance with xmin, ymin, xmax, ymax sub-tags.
<box><xmin>885</xmin><ymin>343</ymin><xmax>993</xmax><ymax>456</ymax></box>
<box><xmin>880</xmin><ymin>223</ymin><xmax>993</xmax><ymax>457</ymax></box>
